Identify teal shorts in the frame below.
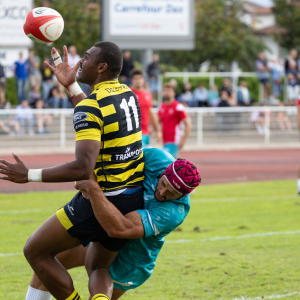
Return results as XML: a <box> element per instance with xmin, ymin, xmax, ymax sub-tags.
<box><xmin>163</xmin><ymin>143</ymin><xmax>179</xmax><ymax>158</ymax></box>
<box><xmin>111</xmin><ymin>255</ymin><xmax>153</xmax><ymax>291</ymax></box>
<box><xmin>142</xmin><ymin>135</ymin><xmax>150</xmax><ymax>148</ymax></box>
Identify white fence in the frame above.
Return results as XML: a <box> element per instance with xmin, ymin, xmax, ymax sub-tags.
<box><xmin>0</xmin><ymin>107</ymin><xmax>298</xmax><ymax>149</ymax></box>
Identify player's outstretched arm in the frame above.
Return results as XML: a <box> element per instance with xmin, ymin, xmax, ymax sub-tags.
<box><xmin>75</xmin><ymin>177</ymin><xmax>145</xmax><ymax>239</ymax></box>
<box><xmin>0</xmin><ymin>140</ymin><xmax>100</xmax><ymax>183</ymax></box>
<box><xmin>44</xmin><ymin>46</ymin><xmax>86</xmax><ymax>107</ymax></box>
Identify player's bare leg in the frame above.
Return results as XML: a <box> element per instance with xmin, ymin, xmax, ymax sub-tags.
<box><xmin>29</xmin><ymin>245</ymin><xmax>88</xmax><ymax>291</ymax></box>
<box><xmin>85</xmin><ymin>242</ymin><xmax>119</xmax><ymax>299</ymax></box>
<box><xmin>29</xmin><ymin>245</ymin><xmax>127</xmax><ymax>300</ymax></box>
<box><xmin>23</xmin><ymin>214</ymin><xmax>82</xmax><ymax>300</ymax></box>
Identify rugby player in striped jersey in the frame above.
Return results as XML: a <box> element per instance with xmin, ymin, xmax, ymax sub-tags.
<box><xmin>0</xmin><ymin>42</ymin><xmax>145</xmax><ymax>300</ymax></box>
<box><xmin>26</xmin><ymin>148</ymin><xmax>201</xmax><ymax>300</ymax></box>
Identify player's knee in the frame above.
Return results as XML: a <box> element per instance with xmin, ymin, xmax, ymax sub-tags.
<box><xmin>23</xmin><ymin>235</ymin><xmax>42</xmax><ymax>264</ymax></box>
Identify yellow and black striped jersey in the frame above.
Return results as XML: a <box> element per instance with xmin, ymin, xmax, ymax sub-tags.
<box><xmin>73</xmin><ymin>80</ymin><xmax>144</xmax><ymax>192</ymax></box>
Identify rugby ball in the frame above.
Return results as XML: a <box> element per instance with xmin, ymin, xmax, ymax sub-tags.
<box><xmin>23</xmin><ymin>7</ymin><xmax>64</xmax><ymax>44</ymax></box>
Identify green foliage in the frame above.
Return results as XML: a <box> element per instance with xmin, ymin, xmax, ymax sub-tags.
<box><xmin>163</xmin><ymin>76</ymin><xmax>260</xmax><ymax>102</ymax></box>
<box><xmin>273</xmin><ymin>0</ymin><xmax>300</xmax><ymax>51</ymax></box>
<box><xmin>5</xmin><ymin>78</ymin><xmax>18</xmax><ymax>106</ymax></box>
<box><xmin>1</xmin><ymin>180</ymin><xmax>299</xmax><ymax>299</ymax></box>
<box><xmin>33</xmin><ymin>0</ymin><xmax>100</xmax><ymax>59</ymax></box>
<box><xmin>160</xmin><ymin>0</ymin><xmax>266</xmax><ymax>71</ymax></box>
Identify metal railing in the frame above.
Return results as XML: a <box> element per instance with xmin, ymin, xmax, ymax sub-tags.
<box><xmin>0</xmin><ymin>107</ymin><xmax>298</xmax><ymax>150</ymax></box>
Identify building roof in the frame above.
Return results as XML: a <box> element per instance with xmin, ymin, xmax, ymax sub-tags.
<box><xmin>241</xmin><ymin>1</ymin><xmax>273</xmax><ymax>15</ymax></box>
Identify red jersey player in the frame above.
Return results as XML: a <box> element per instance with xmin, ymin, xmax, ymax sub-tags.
<box><xmin>158</xmin><ymin>83</ymin><xmax>191</xmax><ymax>158</ymax></box>
<box><xmin>130</xmin><ymin>69</ymin><xmax>161</xmax><ymax>147</ymax></box>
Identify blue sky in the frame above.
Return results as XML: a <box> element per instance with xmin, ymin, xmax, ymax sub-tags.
<box><xmin>246</xmin><ymin>0</ymin><xmax>273</xmax><ymax>7</ymax></box>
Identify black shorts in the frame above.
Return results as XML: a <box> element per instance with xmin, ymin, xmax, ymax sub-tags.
<box><xmin>56</xmin><ymin>188</ymin><xmax>144</xmax><ymax>252</ymax></box>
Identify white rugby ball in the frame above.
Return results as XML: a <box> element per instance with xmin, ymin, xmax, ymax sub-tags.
<box><xmin>23</xmin><ymin>7</ymin><xmax>64</xmax><ymax>44</ymax></box>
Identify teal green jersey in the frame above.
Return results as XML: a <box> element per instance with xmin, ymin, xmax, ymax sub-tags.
<box><xmin>111</xmin><ymin>148</ymin><xmax>190</xmax><ymax>290</ymax></box>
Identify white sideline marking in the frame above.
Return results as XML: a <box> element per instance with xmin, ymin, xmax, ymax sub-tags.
<box><xmin>166</xmin><ymin>230</ymin><xmax>300</xmax><ymax>244</ymax></box>
<box><xmin>0</xmin><ymin>252</ymin><xmax>23</xmax><ymax>257</ymax></box>
<box><xmin>231</xmin><ymin>291</ymin><xmax>300</xmax><ymax>299</ymax></box>
<box><xmin>2</xmin><ymin>230</ymin><xmax>300</xmax><ymax>258</ymax></box>
<box><xmin>0</xmin><ymin>209</ymin><xmax>53</xmax><ymax>215</ymax></box>
<box><xmin>191</xmin><ymin>194</ymin><xmax>297</xmax><ymax>204</ymax></box>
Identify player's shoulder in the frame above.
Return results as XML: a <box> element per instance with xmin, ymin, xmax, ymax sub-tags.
<box><xmin>174</xmin><ymin>101</ymin><xmax>186</xmax><ymax>111</ymax></box>
<box><xmin>93</xmin><ymin>81</ymin><xmax>133</xmax><ymax>101</ymax></box>
<box><xmin>143</xmin><ymin>148</ymin><xmax>174</xmax><ymax>175</ymax></box>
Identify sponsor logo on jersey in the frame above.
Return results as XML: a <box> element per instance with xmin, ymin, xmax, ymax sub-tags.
<box><xmin>115</xmin><ymin>148</ymin><xmax>142</xmax><ymax>161</ymax></box>
<box><xmin>73</xmin><ymin>112</ymin><xmax>88</xmax><ymax>124</ymax></box>
<box><xmin>68</xmin><ymin>205</ymin><xmax>74</xmax><ymax>216</ymax></box>
<box><xmin>125</xmin><ymin>147</ymin><xmax>130</xmax><ymax>153</ymax></box>
<box><xmin>75</xmin><ymin>123</ymin><xmax>88</xmax><ymax>130</ymax></box>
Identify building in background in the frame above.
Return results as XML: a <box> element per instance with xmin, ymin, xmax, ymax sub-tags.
<box><xmin>241</xmin><ymin>1</ymin><xmax>282</xmax><ymax>58</ymax></box>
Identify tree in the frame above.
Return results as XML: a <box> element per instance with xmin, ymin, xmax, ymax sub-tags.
<box><xmin>273</xmin><ymin>0</ymin><xmax>300</xmax><ymax>51</ymax></box>
<box><xmin>33</xmin><ymin>0</ymin><xmax>100</xmax><ymax>59</ymax></box>
<box><xmin>159</xmin><ymin>0</ymin><xmax>266</xmax><ymax>71</ymax></box>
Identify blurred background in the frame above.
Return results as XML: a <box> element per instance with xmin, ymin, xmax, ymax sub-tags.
<box><xmin>0</xmin><ymin>0</ymin><xmax>300</xmax><ymax>192</ymax></box>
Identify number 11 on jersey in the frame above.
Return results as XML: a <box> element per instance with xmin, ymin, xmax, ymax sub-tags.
<box><xmin>120</xmin><ymin>96</ymin><xmax>139</xmax><ymax>131</ymax></box>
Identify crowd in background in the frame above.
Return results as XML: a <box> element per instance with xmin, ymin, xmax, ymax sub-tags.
<box><xmin>0</xmin><ymin>48</ymin><xmax>298</xmax><ymax>137</ymax></box>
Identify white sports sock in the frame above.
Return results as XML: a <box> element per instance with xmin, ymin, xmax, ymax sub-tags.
<box><xmin>297</xmin><ymin>179</ymin><xmax>300</xmax><ymax>193</ymax></box>
<box><xmin>25</xmin><ymin>286</ymin><xmax>52</xmax><ymax>300</ymax></box>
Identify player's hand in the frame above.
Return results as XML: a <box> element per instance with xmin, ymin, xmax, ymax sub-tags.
<box><xmin>0</xmin><ymin>153</ymin><xmax>29</xmax><ymax>183</ymax></box>
<box><xmin>74</xmin><ymin>173</ymin><xmax>98</xmax><ymax>196</ymax></box>
<box><xmin>44</xmin><ymin>45</ymin><xmax>81</xmax><ymax>88</ymax></box>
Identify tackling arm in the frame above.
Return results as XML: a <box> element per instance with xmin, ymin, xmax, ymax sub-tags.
<box><xmin>75</xmin><ymin>178</ymin><xmax>145</xmax><ymax>239</ymax></box>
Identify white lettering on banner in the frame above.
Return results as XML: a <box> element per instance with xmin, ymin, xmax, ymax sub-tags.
<box><xmin>115</xmin><ymin>149</ymin><xmax>142</xmax><ymax>161</ymax></box>
<box><xmin>109</xmin><ymin>0</ymin><xmax>190</xmax><ymax>36</ymax></box>
<box><xmin>0</xmin><ymin>0</ymin><xmax>32</xmax><ymax>47</ymax></box>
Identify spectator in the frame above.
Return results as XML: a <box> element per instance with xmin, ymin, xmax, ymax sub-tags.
<box><xmin>220</xmin><ymin>78</ymin><xmax>236</xmax><ymax>105</ymax></box>
<box><xmin>249</xmin><ymin>110</ymin><xmax>265</xmax><ymax>135</ymax></box>
<box><xmin>179</xmin><ymin>82</ymin><xmax>193</xmax><ymax>107</ymax></box>
<box><xmin>276</xmin><ymin>102</ymin><xmax>292</xmax><ymax>132</ymax></box>
<box><xmin>130</xmin><ymin>69</ymin><xmax>161</xmax><ymax>147</ymax></box>
<box><xmin>35</xmin><ymin>99</ymin><xmax>52</xmax><ymax>134</ymax></box>
<box><xmin>237</xmin><ymin>81</ymin><xmax>251</xmax><ymax>106</ymax></box>
<box><xmin>41</xmin><ymin>57</ymin><xmax>54</xmax><ymax>102</ymax></box>
<box><xmin>285</xmin><ymin>49</ymin><xmax>298</xmax><ymax>73</ymax></box>
<box><xmin>147</xmin><ymin>54</ymin><xmax>161</xmax><ymax>99</ymax></box>
<box><xmin>158</xmin><ymin>83</ymin><xmax>191</xmax><ymax>158</ymax></box>
<box><xmin>286</xmin><ymin>60</ymin><xmax>300</xmax><ymax>105</ymax></box>
<box><xmin>68</xmin><ymin>46</ymin><xmax>81</xmax><ymax>68</ymax></box>
<box><xmin>120</xmin><ymin>50</ymin><xmax>134</xmax><ymax>86</ymax></box>
<box><xmin>0</xmin><ymin>62</ymin><xmax>6</xmax><ymax>108</ymax></box>
<box><xmin>208</xmin><ymin>85</ymin><xmax>219</xmax><ymax>107</ymax></box>
<box><xmin>47</xmin><ymin>82</ymin><xmax>69</xmax><ymax>109</ymax></box>
<box><xmin>15</xmin><ymin>100</ymin><xmax>34</xmax><ymax>135</ymax></box>
<box><xmin>0</xmin><ymin>103</ymin><xmax>20</xmax><ymax>135</ymax></box>
<box><xmin>27</xmin><ymin>49</ymin><xmax>41</xmax><ymax>89</ymax></box>
<box><xmin>193</xmin><ymin>82</ymin><xmax>209</xmax><ymax>107</ymax></box>
<box><xmin>218</xmin><ymin>90</ymin><xmax>232</xmax><ymax>107</ymax></box>
<box><xmin>28</xmin><ymin>85</ymin><xmax>42</xmax><ymax>108</ymax></box>
<box><xmin>269</xmin><ymin>56</ymin><xmax>284</xmax><ymax>100</ymax></box>
<box><xmin>256</xmin><ymin>52</ymin><xmax>270</xmax><ymax>101</ymax></box>
<box><xmin>14</xmin><ymin>52</ymin><xmax>28</xmax><ymax>103</ymax></box>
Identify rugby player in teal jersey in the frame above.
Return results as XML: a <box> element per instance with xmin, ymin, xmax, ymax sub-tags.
<box><xmin>25</xmin><ymin>148</ymin><xmax>201</xmax><ymax>300</ymax></box>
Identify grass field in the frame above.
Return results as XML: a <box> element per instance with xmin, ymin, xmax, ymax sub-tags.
<box><xmin>1</xmin><ymin>180</ymin><xmax>300</xmax><ymax>300</ymax></box>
